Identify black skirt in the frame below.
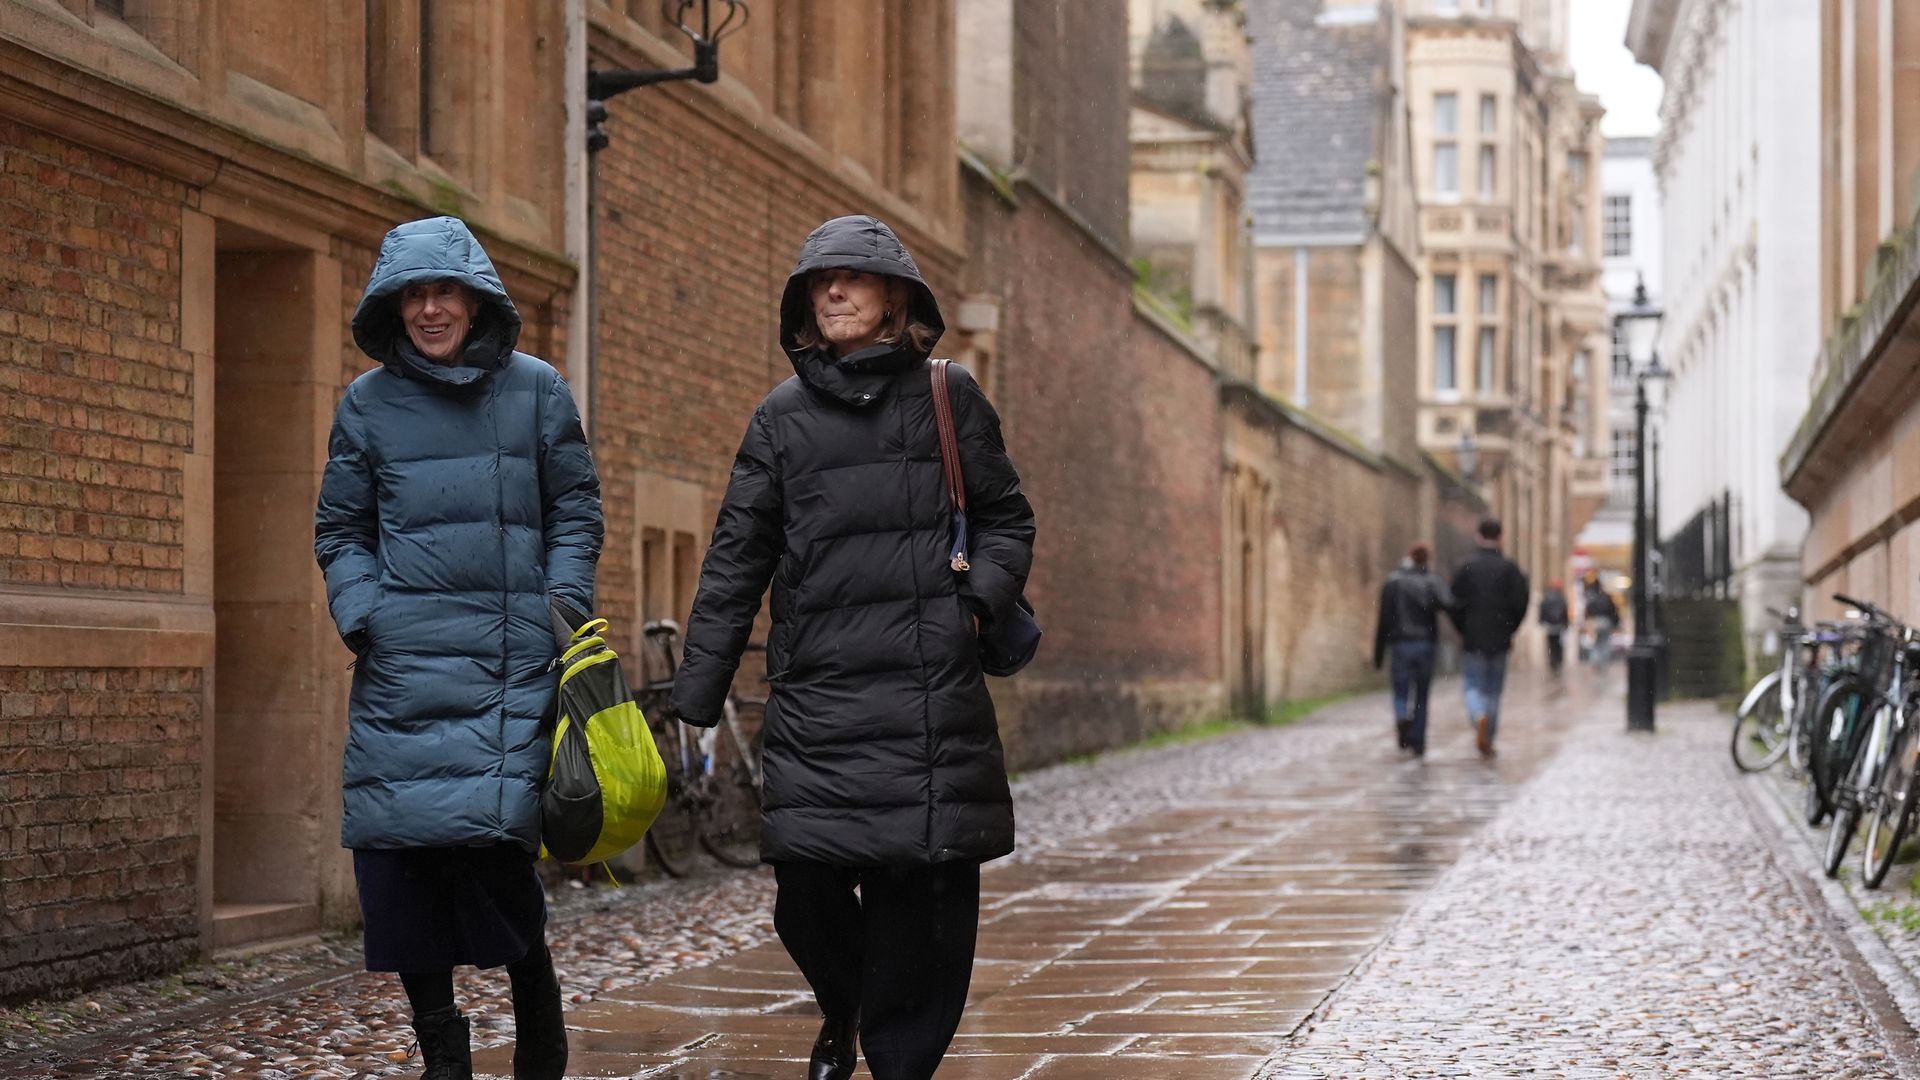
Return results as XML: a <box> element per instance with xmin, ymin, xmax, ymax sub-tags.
<box><xmin>353</xmin><ymin>844</ymin><xmax>547</xmax><ymax>973</ymax></box>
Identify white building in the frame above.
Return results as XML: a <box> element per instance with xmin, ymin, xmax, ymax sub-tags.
<box><xmin>1626</xmin><ymin>0</ymin><xmax>1820</xmax><ymax>656</ymax></box>
<box><xmin>1575</xmin><ymin>136</ymin><xmax>1663</xmax><ymax>575</ymax></box>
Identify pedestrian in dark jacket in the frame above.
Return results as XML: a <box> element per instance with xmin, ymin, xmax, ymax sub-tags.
<box><xmin>1447</xmin><ymin>518</ymin><xmax>1530</xmax><ymax>757</ymax></box>
<box><xmin>1373</xmin><ymin>541</ymin><xmax>1452</xmax><ymax>757</ymax></box>
<box><xmin>1539</xmin><ymin>581</ymin><xmax>1571</xmax><ymax>673</ymax></box>
<box><xmin>672</xmin><ymin>215</ymin><xmax>1036</xmax><ymax>1080</ymax></box>
<box><xmin>1582</xmin><ymin>573</ymin><xmax>1621</xmax><ymax>666</ymax></box>
<box><xmin>315</xmin><ymin>216</ymin><xmax>602</xmax><ymax>1080</ymax></box>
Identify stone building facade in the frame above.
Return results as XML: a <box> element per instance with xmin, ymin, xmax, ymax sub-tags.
<box><xmin>1246</xmin><ymin>0</ymin><xmax>1423</xmax><ymax>468</ymax></box>
<box><xmin>0</xmin><ymin>0</ymin><xmax>579</xmax><ymax>996</ymax></box>
<box><xmin>1403</xmin><ymin>0</ymin><xmax>1608</xmax><ymax>622</ymax></box>
<box><xmin>1572</xmin><ymin>135</ymin><xmax>1665</xmax><ymax>598</ymax></box>
<box><xmin>1780</xmin><ymin>0</ymin><xmax>1920</xmax><ymax>624</ymax></box>
<box><xmin>3</xmin><ymin>0</ymin><xmax>1501</xmax><ymax>1001</ymax></box>
<box><xmin>1629</xmin><ymin>0</ymin><xmax>1820</xmax><ymax>657</ymax></box>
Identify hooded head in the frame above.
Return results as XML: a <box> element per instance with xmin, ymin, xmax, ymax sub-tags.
<box><xmin>351</xmin><ymin>216</ymin><xmax>522</xmax><ymax>389</ymax></box>
<box><xmin>780</xmin><ymin>216</ymin><xmax>945</xmax><ymax>372</ymax></box>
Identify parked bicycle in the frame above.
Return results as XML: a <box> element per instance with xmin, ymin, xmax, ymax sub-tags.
<box><xmin>1734</xmin><ymin>590</ymin><xmax>1920</xmax><ymax>889</ymax></box>
<box><xmin>1730</xmin><ymin>606</ymin><xmax>1818</xmax><ymax>773</ymax></box>
<box><xmin>1801</xmin><ymin>614</ymin><xmax>1877</xmax><ymax>826</ymax></box>
<box><xmin>633</xmin><ymin>619</ymin><xmax>766</xmax><ymax>877</ymax></box>
<box><xmin>1811</xmin><ymin>594</ymin><xmax>1918</xmax><ymax>882</ymax></box>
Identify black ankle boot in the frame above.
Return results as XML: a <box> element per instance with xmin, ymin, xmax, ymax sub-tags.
<box><xmin>510</xmin><ymin>963</ymin><xmax>569</xmax><ymax>1080</ymax></box>
<box><xmin>411</xmin><ymin>1006</ymin><xmax>473</xmax><ymax>1080</ymax></box>
<box><xmin>807</xmin><ymin>1011</ymin><xmax>858</xmax><ymax>1080</ymax></box>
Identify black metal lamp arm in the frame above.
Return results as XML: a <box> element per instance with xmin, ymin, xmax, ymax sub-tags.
<box><xmin>585</xmin><ymin>0</ymin><xmax>748</xmax><ymax>151</ymax></box>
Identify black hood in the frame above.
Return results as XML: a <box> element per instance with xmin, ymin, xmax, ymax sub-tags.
<box><xmin>779</xmin><ymin>216</ymin><xmax>946</xmax><ymax>407</ymax></box>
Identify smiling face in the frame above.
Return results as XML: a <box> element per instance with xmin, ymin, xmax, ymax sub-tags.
<box><xmin>398</xmin><ymin>279</ymin><xmax>477</xmax><ymax>364</ymax></box>
<box><xmin>809</xmin><ymin>269</ymin><xmax>898</xmax><ymax>356</ymax></box>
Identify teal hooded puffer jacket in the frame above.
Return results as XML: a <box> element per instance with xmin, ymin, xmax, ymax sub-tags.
<box><xmin>315</xmin><ymin>216</ymin><xmax>603</xmax><ymax>852</ymax></box>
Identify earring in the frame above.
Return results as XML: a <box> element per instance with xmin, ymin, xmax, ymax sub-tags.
<box><xmin>884</xmin><ymin>308</ymin><xmax>893</xmax><ymax>320</ymax></box>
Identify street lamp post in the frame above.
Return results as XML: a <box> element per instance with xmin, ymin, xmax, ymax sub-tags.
<box><xmin>1650</xmin><ymin>427</ymin><xmax>1666</xmax><ymax>699</ymax></box>
<box><xmin>1617</xmin><ymin>279</ymin><xmax>1667</xmax><ymax>732</ymax></box>
<box><xmin>580</xmin><ymin>0</ymin><xmax>749</xmax><ymax>440</ymax></box>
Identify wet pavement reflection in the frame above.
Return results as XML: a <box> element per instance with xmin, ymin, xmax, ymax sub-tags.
<box><xmin>478</xmin><ymin>678</ymin><xmax>1583</xmax><ymax>1078</ymax></box>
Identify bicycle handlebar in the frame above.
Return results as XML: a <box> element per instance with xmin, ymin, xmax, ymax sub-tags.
<box><xmin>1835</xmin><ymin>593</ymin><xmax>1887</xmax><ymax>620</ymax></box>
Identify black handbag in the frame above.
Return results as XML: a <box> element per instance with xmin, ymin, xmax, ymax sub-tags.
<box><xmin>930</xmin><ymin>359</ymin><xmax>1042</xmax><ymax>677</ymax></box>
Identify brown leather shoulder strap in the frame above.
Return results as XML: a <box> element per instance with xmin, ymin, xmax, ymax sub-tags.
<box><xmin>930</xmin><ymin>359</ymin><xmax>967</xmax><ymax>513</ymax></box>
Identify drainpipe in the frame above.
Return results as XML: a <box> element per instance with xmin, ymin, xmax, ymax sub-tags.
<box><xmin>563</xmin><ymin>0</ymin><xmax>592</xmax><ymax>435</ymax></box>
<box><xmin>1294</xmin><ymin>247</ymin><xmax>1309</xmax><ymax>405</ymax></box>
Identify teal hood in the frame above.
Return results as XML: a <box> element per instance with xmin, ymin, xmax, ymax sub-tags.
<box><xmin>350</xmin><ymin>216</ymin><xmax>523</xmax><ymax>389</ymax></box>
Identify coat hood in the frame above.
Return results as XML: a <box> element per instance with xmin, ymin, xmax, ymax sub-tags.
<box><xmin>779</xmin><ymin>215</ymin><xmax>946</xmax><ymax>406</ymax></box>
<box><xmin>351</xmin><ymin>216</ymin><xmax>523</xmax><ymax>390</ymax></box>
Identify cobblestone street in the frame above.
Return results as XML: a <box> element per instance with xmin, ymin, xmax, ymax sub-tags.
<box><xmin>8</xmin><ymin>676</ymin><xmax>1920</xmax><ymax>1078</ymax></box>
<box><xmin>1265</xmin><ymin>692</ymin><xmax>1920</xmax><ymax>1079</ymax></box>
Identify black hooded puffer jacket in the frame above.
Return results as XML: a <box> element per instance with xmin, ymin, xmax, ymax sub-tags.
<box><xmin>671</xmin><ymin>216</ymin><xmax>1036</xmax><ymax>866</ymax></box>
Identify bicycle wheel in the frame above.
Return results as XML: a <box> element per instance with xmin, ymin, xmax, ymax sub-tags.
<box><xmin>698</xmin><ymin>698</ymin><xmax>764</xmax><ymax>869</ymax></box>
<box><xmin>1787</xmin><ymin>671</ymin><xmax>1817</xmax><ymax>774</ymax></box>
<box><xmin>1825</xmin><ymin>703</ymin><xmax>1884</xmax><ymax>879</ymax></box>
<box><xmin>1809</xmin><ymin>676</ymin><xmax>1865</xmax><ymax>825</ymax></box>
<box><xmin>1864</xmin><ymin>687</ymin><xmax>1920</xmax><ymax>888</ymax></box>
<box><xmin>1731</xmin><ymin>671</ymin><xmax>1789</xmax><ymax>772</ymax></box>
<box><xmin>644</xmin><ymin>717</ymin><xmax>700</xmax><ymax>878</ymax></box>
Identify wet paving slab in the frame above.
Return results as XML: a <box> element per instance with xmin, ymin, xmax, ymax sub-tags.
<box><xmin>471</xmin><ymin>680</ymin><xmax>1581</xmax><ymax>1077</ymax></box>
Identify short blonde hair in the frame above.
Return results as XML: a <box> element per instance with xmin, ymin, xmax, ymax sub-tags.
<box><xmin>792</xmin><ymin>274</ymin><xmax>940</xmax><ymax>354</ymax></box>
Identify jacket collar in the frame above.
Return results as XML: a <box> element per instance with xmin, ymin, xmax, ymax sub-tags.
<box><xmin>787</xmin><ymin>341</ymin><xmax>923</xmax><ymax>408</ymax></box>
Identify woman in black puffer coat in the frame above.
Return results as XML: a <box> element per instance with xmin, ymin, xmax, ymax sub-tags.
<box><xmin>672</xmin><ymin>216</ymin><xmax>1035</xmax><ymax>1080</ymax></box>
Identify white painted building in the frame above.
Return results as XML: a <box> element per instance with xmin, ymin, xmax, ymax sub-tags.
<box><xmin>1626</xmin><ymin>0</ymin><xmax>1820</xmax><ymax>655</ymax></box>
<box><xmin>1576</xmin><ymin>136</ymin><xmax>1663</xmax><ymax>559</ymax></box>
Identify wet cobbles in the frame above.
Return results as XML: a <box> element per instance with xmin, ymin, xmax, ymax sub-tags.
<box><xmin>491</xmin><ymin>679</ymin><xmax>1581</xmax><ymax>1077</ymax></box>
<box><xmin>0</xmin><ymin>690</ymin><xmax>1404</xmax><ymax>1078</ymax></box>
<box><xmin>1</xmin><ymin>869</ymin><xmax>780</xmax><ymax>1079</ymax></box>
<box><xmin>11</xmin><ymin>682</ymin><xmax>1915</xmax><ymax>1079</ymax></box>
<box><xmin>1263</xmin><ymin>696</ymin><xmax>1915</xmax><ymax>1079</ymax></box>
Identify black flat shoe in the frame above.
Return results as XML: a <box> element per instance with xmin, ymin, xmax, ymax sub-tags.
<box><xmin>807</xmin><ymin>1011</ymin><xmax>858</xmax><ymax>1080</ymax></box>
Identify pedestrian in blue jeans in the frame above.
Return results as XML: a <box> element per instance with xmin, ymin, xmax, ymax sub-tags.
<box><xmin>1447</xmin><ymin>518</ymin><xmax>1530</xmax><ymax>758</ymax></box>
<box><xmin>1373</xmin><ymin>542</ymin><xmax>1452</xmax><ymax>757</ymax></box>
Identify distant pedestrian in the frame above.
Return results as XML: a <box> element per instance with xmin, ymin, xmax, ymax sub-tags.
<box><xmin>1448</xmin><ymin>518</ymin><xmax>1530</xmax><ymax>757</ymax></box>
<box><xmin>315</xmin><ymin>216</ymin><xmax>602</xmax><ymax>1080</ymax></box>
<box><xmin>672</xmin><ymin>215</ymin><xmax>1036</xmax><ymax>1080</ymax></box>
<box><xmin>1539</xmin><ymin>581</ymin><xmax>1571</xmax><ymax>674</ymax></box>
<box><xmin>1583</xmin><ymin>573</ymin><xmax>1620</xmax><ymax>667</ymax></box>
<box><xmin>1373</xmin><ymin>541</ymin><xmax>1452</xmax><ymax>757</ymax></box>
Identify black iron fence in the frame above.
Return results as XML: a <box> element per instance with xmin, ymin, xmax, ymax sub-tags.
<box><xmin>1659</xmin><ymin>489</ymin><xmax>1735</xmax><ymax>600</ymax></box>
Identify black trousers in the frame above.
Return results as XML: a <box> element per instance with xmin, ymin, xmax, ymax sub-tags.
<box><xmin>773</xmin><ymin>859</ymin><xmax>981</xmax><ymax>1080</ymax></box>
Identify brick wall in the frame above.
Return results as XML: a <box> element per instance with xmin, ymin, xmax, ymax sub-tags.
<box><xmin>584</xmin><ymin>70</ymin><xmax>962</xmax><ymax>656</ymax></box>
<box><xmin>1379</xmin><ymin>243</ymin><xmax>1422</xmax><ymax>467</ymax></box>
<box><xmin>1014</xmin><ymin>1</ymin><xmax>1133</xmax><ymax>253</ymax></box>
<box><xmin>963</xmin><ymin>179</ymin><xmax>1226</xmax><ymax>766</ymax></box>
<box><xmin>0</xmin><ymin>667</ymin><xmax>202</xmax><ymax>999</ymax></box>
<box><xmin>0</xmin><ymin>119</ymin><xmax>207</xmax><ymax>1000</ymax></box>
<box><xmin>0</xmin><ymin>117</ymin><xmax>193</xmax><ymax>593</ymax></box>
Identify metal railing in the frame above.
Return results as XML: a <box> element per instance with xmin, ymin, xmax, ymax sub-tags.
<box><xmin>1660</xmin><ymin>489</ymin><xmax>1736</xmax><ymax>600</ymax></box>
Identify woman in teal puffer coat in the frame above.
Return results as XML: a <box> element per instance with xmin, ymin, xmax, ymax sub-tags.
<box><xmin>315</xmin><ymin>216</ymin><xmax>602</xmax><ymax>1080</ymax></box>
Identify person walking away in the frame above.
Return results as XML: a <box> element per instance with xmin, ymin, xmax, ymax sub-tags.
<box><xmin>1539</xmin><ymin>581</ymin><xmax>1571</xmax><ymax>674</ymax></box>
<box><xmin>671</xmin><ymin>215</ymin><xmax>1036</xmax><ymax>1080</ymax></box>
<box><xmin>315</xmin><ymin>216</ymin><xmax>602</xmax><ymax>1080</ymax></box>
<box><xmin>1448</xmin><ymin>518</ymin><xmax>1530</xmax><ymax>757</ymax></box>
<box><xmin>1583</xmin><ymin>573</ymin><xmax>1620</xmax><ymax>668</ymax></box>
<box><xmin>1372</xmin><ymin>541</ymin><xmax>1451</xmax><ymax>757</ymax></box>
